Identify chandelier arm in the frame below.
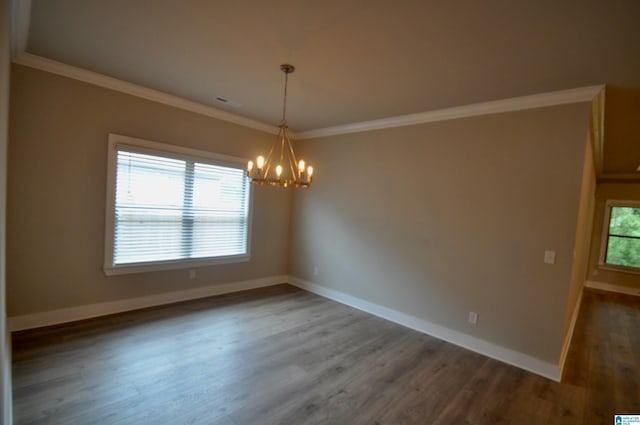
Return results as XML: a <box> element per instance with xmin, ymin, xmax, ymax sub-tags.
<box><xmin>279</xmin><ymin>130</ymin><xmax>286</xmax><ymax>171</ymax></box>
<box><xmin>263</xmin><ymin>160</ymin><xmax>272</xmax><ymax>179</ymax></box>
<box><xmin>262</xmin><ymin>128</ymin><xmax>280</xmax><ymax>178</ymax></box>
<box><xmin>287</xmin><ymin>149</ymin><xmax>297</xmax><ymax>182</ymax></box>
<box><xmin>285</xmin><ymin>134</ymin><xmax>300</xmax><ymax>180</ymax></box>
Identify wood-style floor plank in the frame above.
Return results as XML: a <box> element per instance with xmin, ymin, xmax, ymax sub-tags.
<box><xmin>11</xmin><ymin>285</ymin><xmax>640</xmax><ymax>424</ymax></box>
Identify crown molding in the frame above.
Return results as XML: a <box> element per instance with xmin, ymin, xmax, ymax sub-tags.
<box><xmin>297</xmin><ymin>85</ymin><xmax>605</xmax><ymax>140</ymax></box>
<box><xmin>13</xmin><ymin>53</ymin><xmax>604</xmax><ymax>141</ymax></box>
<box><xmin>12</xmin><ymin>53</ymin><xmax>280</xmax><ymax>136</ymax></box>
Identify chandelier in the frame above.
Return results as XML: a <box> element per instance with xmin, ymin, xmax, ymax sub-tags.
<box><xmin>247</xmin><ymin>64</ymin><xmax>313</xmax><ymax>188</ymax></box>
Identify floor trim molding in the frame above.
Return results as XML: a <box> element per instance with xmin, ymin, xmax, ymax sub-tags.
<box><xmin>288</xmin><ymin>276</ymin><xmax>561</xmax><ymax>382</ymax></box>
<box><xmin>8</xmin><ymin>275</ymin><xmax>287</xmax><ymax>331</ymax></box>
<box><xmin>584</xmin><ymin>280</ymin><xmax>640</xmax><ymax>296</ymax></box>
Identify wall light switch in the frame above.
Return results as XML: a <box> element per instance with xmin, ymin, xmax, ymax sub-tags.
<box><xmin>544</xmin><ymin>250</ymin><xmax>556</xmax><ymax>265</ymax></box>
<box><xmin>468</xmin><ymin>312</ymin><xmax>478</xmax><ymax>325</ymax></box>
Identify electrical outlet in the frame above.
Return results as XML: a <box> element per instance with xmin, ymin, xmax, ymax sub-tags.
<box><xmin>544</xmin><ymin>250</ymin><xmax>556</xmax><ymax>264</ymax></box>
<box><xmin>468</xmin><ymin>311</ymin><xmax>478</xmax><ymax>325</ymax></box>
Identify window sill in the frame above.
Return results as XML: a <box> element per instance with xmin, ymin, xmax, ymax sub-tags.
<box><xmin>598</xmin><ymin>264</ymin><xmax>640</xmax><ymax>276</ymax></box>
<box><xmin>104</xmin><ymin>254</ymin><xmax>251</xmax><ymax>276</ymax></box>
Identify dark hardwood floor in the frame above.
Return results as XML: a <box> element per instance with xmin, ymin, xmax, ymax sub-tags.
<box><xmin>11</xmin><ymin>285</ymin><xmax>640</xmax><ymax>424</ymax></box>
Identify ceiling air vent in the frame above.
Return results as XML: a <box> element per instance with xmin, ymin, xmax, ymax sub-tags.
<box><xmin>215</xmin><ymin>96</ymin><xmax>242</xmax><ymax>108</ymax></box>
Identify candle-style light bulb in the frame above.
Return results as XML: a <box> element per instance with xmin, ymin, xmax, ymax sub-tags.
<box><xmin>307</xmin><ymin>166</ymin><xmax>313</xmax><ymax>177</ymax></box>
<box><xmin>298</xmin><ymin>160</ymin><xmax>305</xmax><ymax>173</ymax></box>
<box><xmin>247</xmin><ymin>160</ymin><xmax>254</xmax><ymax>172</ymax></box>
<box><xmin>257</xmin><ymin>156</ymin><xmax>265</xmax><ymax>169</ymax></box>
<box><xmin>276</xmin><ymin>164</ymin><xmax>283</xmax><ymax>177</ymax></box>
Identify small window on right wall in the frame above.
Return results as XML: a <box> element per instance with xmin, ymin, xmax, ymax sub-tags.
<box><xmin>600</xmin><ymin>200</ymin><xmax>640</xmax><ymax>272</ymax></box>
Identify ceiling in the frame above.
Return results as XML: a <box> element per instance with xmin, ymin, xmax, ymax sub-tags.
<box><xmin>10</xmin><ymin>0</ymin><xmax>640</xmax><ymax>179</ymax></box>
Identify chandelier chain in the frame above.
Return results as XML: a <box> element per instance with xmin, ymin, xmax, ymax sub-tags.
<box><xmin>281</xmin><ymin>70</ymin><xmax>289</xmax><ymax>125</ymax></box>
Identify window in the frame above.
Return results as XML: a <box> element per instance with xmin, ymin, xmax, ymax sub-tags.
<box><xmin>104</xmin><ymin>134</ymin><xmax>251</xmax><ymax>275</ymax></box>
<box><xmin>599</xmin><ymin>200</ymin><xmax>640</xmax><ymax>272</ymax></box>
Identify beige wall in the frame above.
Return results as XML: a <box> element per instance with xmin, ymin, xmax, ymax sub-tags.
<box><xmin>7</xmin><ymin>65</ymin><xmax>291</xmax><ymax>316</ymax></box>
<box><xmin>1</xmin><ymin>0</ymin><xmax>11</xmax><ymax>421</ymax></box>
<box><xmin>289</xmin><ymin>103</ymin><xmax>590</xmax><ymax>364</ymax></box>
<box><xmin>7</xmin><ymin>60</ymin><xmax>598</xmax><ymax>370</ymax></box>
<box><xmin>562</xmin><ymin>136</ymin><xmax>596</xmax><ymax>342</ymax></box>
<box><xmin>587</xmin><ymin>182</ymin><xmax>640</xmax><ymax>290</ymax></box>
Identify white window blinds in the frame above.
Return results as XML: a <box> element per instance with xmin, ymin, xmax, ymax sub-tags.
<box><xmin>104</xmin><ymin>135</ymin><xmax>251</xmax><ymax>275</ymax></box>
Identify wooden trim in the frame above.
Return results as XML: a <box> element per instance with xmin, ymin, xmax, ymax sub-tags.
<box><xmin>597</xmin><ymin>174</ymin><xmax>640</xmax><ymax>182</ymax></box>
<box><xmin>584</xmin><ymin>280</ymin><xmax>640</xmax><ymax>296</ymax></box>
<box><xmin>591</xmin><ymin>87</ymin><xmax>606</xmax><ymax>177</ymax></box>
<box><xmin>8</xmin><ymin>275</ymin><xmax>287</xmax><ymax>331</ymax></box>
<box><xmin>558</xmin><ymin>287</ymin><xmax>583</xmax><ymax>379</ymax></box>
<box><xmin>9</xmin><ymin>0</ymin><xmax>30</xmax><ymax>59</ymax></box>
<box><xmin>288</xmin><ymin>276</ymin><xmax>562</xmax><ymax>382</ymax></box>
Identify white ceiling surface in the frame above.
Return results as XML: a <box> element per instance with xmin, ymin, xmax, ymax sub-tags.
<box><xmin>21</xmin><ymin>0</ymin><xmax>640</xmax><ymax>132</ymax></box>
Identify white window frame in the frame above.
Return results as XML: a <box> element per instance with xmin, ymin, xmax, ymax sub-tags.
<box><xmin>598</xmin><ymin>199</ymin><xmax>640</xmax><ymax>275</ymax></box>
<box><xmin>104</xmin><ymin>134</ymin><xmax>252</xmax><ymax>276</ymax></box>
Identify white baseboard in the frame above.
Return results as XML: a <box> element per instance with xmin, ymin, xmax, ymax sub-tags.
<box><xmin>584</xmin><ymin>280</ymin><xmax>640</xmax><ymax>296</ymax></box>
<box><xmin>558</xmin><ymin>287</ymin><xmax>583</xmax><ymax>378</ymax></box>
<box><xmin>8</xmin><ymin>275</ymin><xmax>287</xmax><ymax>331</ymax></box>
<box><xmin>288</xmin><ymin>276</ymin><xmax>562</xmax><ymax>382</ymax></box>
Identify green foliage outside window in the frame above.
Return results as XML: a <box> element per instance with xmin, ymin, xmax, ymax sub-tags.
<box><xmin>605</xmin><ymin>206</ymin><xmax>640</xmax><ymax>269</ymax></box>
